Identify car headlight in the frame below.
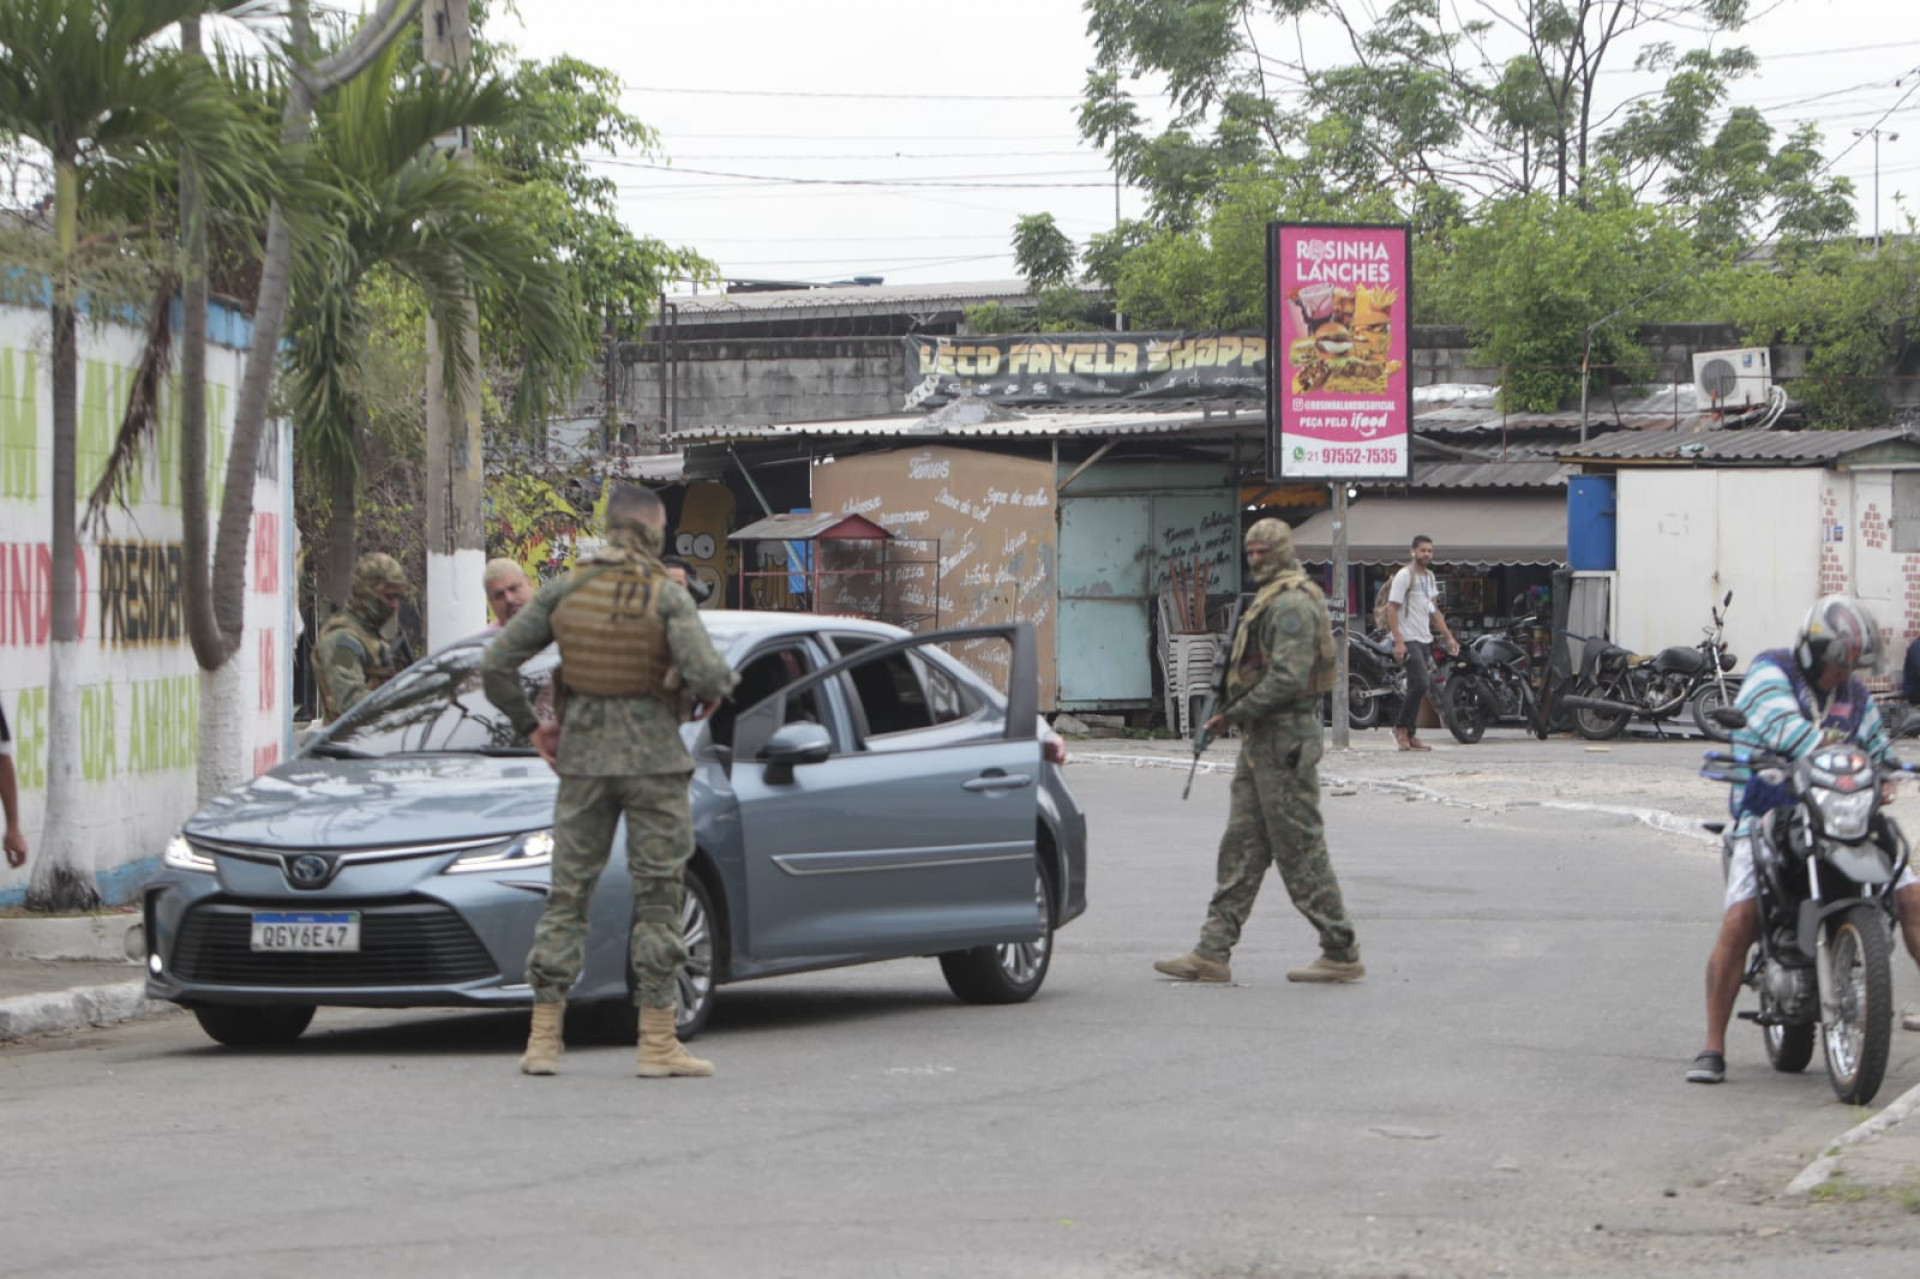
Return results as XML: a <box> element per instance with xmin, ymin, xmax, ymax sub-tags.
<box><xmin>444</xmin><ymin>830</ymin><xmax>555</xmax><ymax>875</ymax></box>
<box><xmin>1812</xmin><ymin>788</ymin><xmax>1876</xmax><ymax>841</ymax></box>
<box><xmin>162</xmin><ymin>834</ymin><xmax>217</xmax><ymax>874</ymax></box>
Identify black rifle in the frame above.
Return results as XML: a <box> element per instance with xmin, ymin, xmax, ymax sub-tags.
<box><xmin>1182</xmin><ymin>597</ymin><xmax>1244</xmax><ymax>800</ymax></box>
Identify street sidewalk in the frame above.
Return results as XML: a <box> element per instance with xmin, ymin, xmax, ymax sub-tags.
<box><xmin>4</xmin><ymin>724</ymin><xmax>1917</xmax><ymax>1203</ymax></box>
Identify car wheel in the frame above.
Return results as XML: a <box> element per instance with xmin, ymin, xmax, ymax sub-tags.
<box><xmin>675</xmin><ymin>872</ymin><xmax>719</xmax><ymax>1040</ymax></box>
<box><xmin>192</xmin><ymin>1004</ymin><xmax>315</xmax><ymax>1048</ymax></box>
<box><xmin>939</xmin><ymin>862</ymin><xmax>1055</xmax><ymax>1005</ymax></box>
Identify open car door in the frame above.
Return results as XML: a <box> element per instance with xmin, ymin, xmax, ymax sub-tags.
<box><xmin>728</xmin><ymin>624</ymin><xmax>1041</xmax><ymax>962</ymax></box>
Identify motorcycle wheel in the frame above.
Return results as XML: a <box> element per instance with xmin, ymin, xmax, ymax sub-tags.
<box><xmin>1763</xmin><ymin>1020</ymin><xmax>1815</xmax><ymax>1074</ymax></box>
<box><xmin>1346</xmin><ymin>675</ymin><xmax>1381</xmax><ymax>731</ymax></box>
<box><xmin>1822</xmin><ymin>903</ymin><xmax>1894</xmax><ymax>1106</ymax></box>
<box><xmin>1572</xmin><ymin>688</ymin><xmax>1630</xmax><ymax>741</ymax></box>
<box><xmin>1690</xmin><ymin>682</ymin><xmax>1739</xmax><ymax>743</ymax></box>
<box><xmin>1445</xmin><ymin>676</ymin><xmax>1490</xmax><ymax>744</ymax></box>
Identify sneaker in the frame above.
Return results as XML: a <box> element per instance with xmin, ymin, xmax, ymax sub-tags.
<box><xmin>1286</xmin><ymin>956</ymin><xmax>1366</xmax><ymax>983</ymax></box>
<box><xmin>1152</xmin><ymin>951</ymin><xmax>1232</xmax><ymax>983</ymax></box>
<box><xmin>1904</xmin><ymin>1007</ymin><xmax>1920</xmax><ymax>1032</ymax></box>
<box><xmin>1685</xmin><ymin>1050</ymin><xmax>1726</xmax><ymax>1084</ymax></box>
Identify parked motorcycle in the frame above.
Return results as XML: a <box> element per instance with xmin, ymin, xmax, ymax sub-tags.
<box><xmin>1341</xmin><ymin>628</ymin><xmax>1407</xmax><ymax>730</ymax></box>
<box><xmin>1701</xmin><ymin>712</ymin><xmax>1917</xmax><ymax>1104</ymax></box>
<box><xmin>1561</xmin><ymin>592</ymin><xmax>1740</xmax><ymax>741</ymax></box>
<box><xmin>1443</xmin><ymin>617</ymin><xmax>1549</xmax><ymax>744</ymax></box>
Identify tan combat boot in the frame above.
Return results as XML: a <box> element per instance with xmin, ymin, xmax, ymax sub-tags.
<box><xmin>520</xmin><ymin>1001</ymin><xmax>564</xmax><ymax>1075</ymax></box>
<box><xmin>1286</xmin><ymin>956</ymin><xmax>1366</xmax><ymax>983</ymax></box>
<box><xmin>636</xmin><ymin>1005</ymin><xmax>714</xmax><ymax>1078</ymax></box>
<box><xmin>1152</xmin><ymin>950</ymin><xmax>1232</xmax><ymax>983</ymax></box>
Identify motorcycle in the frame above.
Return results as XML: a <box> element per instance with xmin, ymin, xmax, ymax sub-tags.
<box><xmin>1337</xmin><ymin>627</ymin><xmax>1404</xmax><ymax>730</ymax></box>
<box><xmin>1701</xmin><ymin>712</ymin><xmax>1918</xmax><ymax>1105</ymax></box>
<box><xmin>1443</xmin><ymin>616</ymin><xmax>1549</xmax><ymax>744</ymax></box>
<box><xmin>1560</xmin><ymin>592</ymin><xmax>1740</xmax><ymax>742</ymax></box>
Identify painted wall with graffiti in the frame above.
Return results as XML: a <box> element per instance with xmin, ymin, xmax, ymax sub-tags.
<box><xmin>0</xmin><ymin>302</ymin><xmax>294</xmax><ymax>905</ymax></box>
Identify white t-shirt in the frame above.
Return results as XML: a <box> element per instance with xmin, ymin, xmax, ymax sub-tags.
<box><xmin>1387</xmin><ymin>565</ymin><xmax>1439</xmax><ymax>645</ymax></box>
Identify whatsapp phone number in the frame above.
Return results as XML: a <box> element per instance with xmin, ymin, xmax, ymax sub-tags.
<box><xmin>1314</xmin><ymin>446</ymin><xmax>1400</xmax><ymax>465</ymax></box>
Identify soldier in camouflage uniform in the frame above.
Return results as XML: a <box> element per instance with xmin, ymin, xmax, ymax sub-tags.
<box><xmin>1154</xmin><ymin>518</ymin><xmax>1364</xmax><ymax>985</ymax></box>
<box><xmin>482</xmin><ymin>483</ymin><xmax>735</xmax><ymax>1078</ymax></box>
<box><xmin>311</xmin><ymin>552</ymin><xmax>408</xmax><ymax>720</ymax></box>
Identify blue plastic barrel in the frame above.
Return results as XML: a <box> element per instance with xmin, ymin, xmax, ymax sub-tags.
<box><xmin>1566</xmin><ymin>475</ymin><xmax>1617</xmax><ymax>571</ymax></box>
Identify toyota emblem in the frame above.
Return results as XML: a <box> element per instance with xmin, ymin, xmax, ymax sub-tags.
<box><xmin>287</xmin><ymin>853</ymin><xmax>334</xmax><ymax>888</ymax></box>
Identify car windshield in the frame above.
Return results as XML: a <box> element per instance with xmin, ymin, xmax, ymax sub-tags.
<box><xmin>312</xmin><ymin>617</ymin><xmax>764</xmax><ymax>760</ymax></box>
<box><xmin>313</xmin><ymin>644</ymin><xmax>560</xmax><ymax>759</ymax></box>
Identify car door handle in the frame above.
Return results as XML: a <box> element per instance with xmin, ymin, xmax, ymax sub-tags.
<box><xmin>963</xmin><ymin>772</ymin><xmax>1033</xmax><ymax>793</ymax></box>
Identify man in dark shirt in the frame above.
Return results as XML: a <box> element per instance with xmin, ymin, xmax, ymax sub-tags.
<box><xmin>2</xmin><ymin>699</ymin><xmax>25</xmax><ymax>869</ymax></box>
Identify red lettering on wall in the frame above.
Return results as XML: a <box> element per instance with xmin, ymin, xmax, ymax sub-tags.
<box><xmin>252</xmin><ymin>743</ymin><xmax>280</xmax><ymax>777</ymax></box>
<box><xmin>0</xmin><ymin>542</ymin><xmax>87</xmax><ymax>646</ymax></box>
<box><xmin>258</xmin><ymin>628</ymin><xmax>276</xmax><ymax>713</ymax></box>
<box><xmin>253</xmin><ymin>513</ymin><xmax>280</xmax><ymax>595</ymax></box>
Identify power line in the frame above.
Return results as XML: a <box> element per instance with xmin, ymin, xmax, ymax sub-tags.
<box><xmin>622</xmin><ymin>83</ymin><xmax>1086</xmax><ymax>102</ymax></box>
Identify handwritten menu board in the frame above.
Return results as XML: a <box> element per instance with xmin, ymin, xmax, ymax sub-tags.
<box><xmin>809</xmin><ymin>445</ymin><xmax>1058</xmax><ymax>707</ymax></box>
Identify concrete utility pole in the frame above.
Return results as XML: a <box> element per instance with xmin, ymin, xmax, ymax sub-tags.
<box><xmin>1329</xmin><ymin>483</ymin><xmax>1350</xmax><ymax>750</ymax></box>
<box><xmin>422</xmin><ymin>0</ymin><xmax>486</xmax><ymax>649</ymax></box>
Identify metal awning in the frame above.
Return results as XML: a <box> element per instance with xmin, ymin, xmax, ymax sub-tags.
<box><xmin>1290</xmin><ymin>494</ymin><xmax>1567</xmax><ymax>566</ymax></box>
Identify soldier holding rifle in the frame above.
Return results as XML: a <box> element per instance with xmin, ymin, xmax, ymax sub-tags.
<box><xmin>1154</xmin><ymin>518</ymin><xmax>1365</xmax><ymax>986</ymax></box>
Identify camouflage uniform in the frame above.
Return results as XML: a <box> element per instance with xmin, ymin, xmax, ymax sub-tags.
<box><xmin>481</xmin><ymin>523</ymin><xmax>735</xmax><ymax>1009</ymax></box>
<box><xmin>312</xmin><ymin>553</ymin><xmax>407</xmax><ymax>719</ymax></box>
<box><xmin>1193</xmin><ymin>521</ymin><xmax>1359</xmax><ymax>966</ymax></box>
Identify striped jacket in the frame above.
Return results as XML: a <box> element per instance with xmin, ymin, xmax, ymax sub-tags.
<box><xmin>1728</xmin><ymin>648</ymin><xmax>1891</xmax><ymax>827</ymax></box>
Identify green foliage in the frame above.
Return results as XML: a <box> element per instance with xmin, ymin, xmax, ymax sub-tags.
<box><xmin>1011</xmin><ymin>212</ymin><xmax>1078</xmax><ymax>291</ymax></box>
<box><xmin>474</xmin><ymin>51</ymin><xmax>713</xmax><ymax>337</ymax></box>
<box><xmin>962</xmin><ymin>300</ymin><xmax>1031</xmax><ymax>334</ymax></box>
<box><xmin>1728</xmin><ymin>228</ymin><xmax>1920</xmax><ymax>427</ymax></box>
<box><xmin>1425</xmin><ymin>187</ymin><xmax>1707</xmax><ymax>411</ymax></box>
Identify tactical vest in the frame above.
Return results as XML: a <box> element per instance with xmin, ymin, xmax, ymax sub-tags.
<box><xmin>1227</xmin><ymin>580</ymin><xmax>1338</xmax><ymax>704</ymax></box>
<box><xmin>311</xmin><ymin>611</ymin><xmax>395</xmax><ymax>719</ymax></box>
<box><xmin>1302</xmin><ymin>581</ymin><xmax>1337</xmax><ymax>696</ymax></box>
<box><xmin>550</xmin><ymin>561</ymin><xmax>673</xmax><ymax>699</ymax></box>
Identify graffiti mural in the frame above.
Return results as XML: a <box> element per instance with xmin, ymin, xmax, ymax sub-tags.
<box><xmin>0</xmin><ymin>302</ymin><xmax>294</xmax><ymax>905</ymax></box>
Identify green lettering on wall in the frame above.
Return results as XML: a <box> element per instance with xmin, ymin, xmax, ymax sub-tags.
<box><xmin>81</xmin><ymin>683</ymin><xmax>117</xmax><ymax>781</ymax></box>
<box><xmin>156</xmin><ymin>373</ymin><xmax>180</xmax><ymax>509</ymax></box>
<box><xmin>15</xmin><ymin>684</ymin><xmax>45</xmax><ymax>790</ymax></box>
<box><xmin>0</xmin><ymin>347</ymin><xmax>36</xmax><ymax>500</ymax></box>
<box><xmin>78</xmin><ymin>357</ymin><xmax>111</xmax><ymax>502</ymax></box>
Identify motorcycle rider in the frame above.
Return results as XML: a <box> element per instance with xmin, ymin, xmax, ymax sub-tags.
<box><xmin>1689</xmin><ymin>595</ymin><xmax>1920</xmax><ymax>1084</ymax></box>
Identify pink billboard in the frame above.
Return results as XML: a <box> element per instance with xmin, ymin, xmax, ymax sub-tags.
<box><xmin>1267</xmin><ymin>223</ymin><xmax>1412</xmax><ymax>481</ymax></box>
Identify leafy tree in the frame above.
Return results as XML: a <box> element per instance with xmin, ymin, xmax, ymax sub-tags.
<box><xmin>1728</xmin><ymin>229</ymin><xmax>1920</xmax><ymax>427</ymax></box>
<box><xmin>1079</xmin><ymin>0</ymin><xmax>1769</xmax><ymax>221</ymax></box>
<box><xmin>1011</xmin><ymin>212</ymin><xmax>1078</xmax><ymax>291</ymax></box>
<box><xmin>285</xmin><ymin>39</ymin><xmax>586</xmax><ymax>609</ymax></box>
<box><xmin>1425</xmin><ymin>185</ymin><xmax>1707</xmax><ymax>410</ymax></box>
<box><xmin>0</xmin><ymin>0</ymin><xmax>266</xmax><ymax>911</ymax></box>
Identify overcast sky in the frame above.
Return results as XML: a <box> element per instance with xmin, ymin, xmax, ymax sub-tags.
<box><xmin>495</xmin><ymin>0</ymin><xmax>1920</xmax><ymax>292</ymax></box>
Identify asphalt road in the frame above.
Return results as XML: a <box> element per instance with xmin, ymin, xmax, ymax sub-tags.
<box><xmin>8</xmin><ymin>762</ymin><xmax>1920</xmax><ymax>1278</ymax></box>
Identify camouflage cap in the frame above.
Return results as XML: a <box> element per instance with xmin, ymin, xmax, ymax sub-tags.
<box><xmin>352</xmin><ymin>552</ymin><xmax>407</xmax><ymax>592</ymax></box>
<box><xmin>1244</xmin><ymin>517</ymin><xmax>1294</xmax><ymax>552</ymax></box>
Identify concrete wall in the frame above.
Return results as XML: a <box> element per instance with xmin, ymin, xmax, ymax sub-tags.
<box><xmin>1613</xmin><ymin>467</ymin><xmax>1920</xmax><ymax>683</ymax></box>
<box><xmin>1615</xmin><ymin>469</ymin><xmax>1823</xmax><ymax>668</ymax></box>
<box><xmin>618</xmin><ymin>338</ymin><xmax>907</xmax><ymax>436</ymax></box>
<box><xmin>0</xmin><ymin>302</ymin><xmax>294</xmax><ymax>905</ymax></box>
<box><xmin>599</xmin><ymin>324</ymin><xmax>1796</xmax><ymax>432</ymax></box>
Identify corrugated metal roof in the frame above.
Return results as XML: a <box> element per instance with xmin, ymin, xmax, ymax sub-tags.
<box><xmin>1410</xmin><ymin>459</ymin><xmax>1572</xmax><ymax>489</ymax></box>
<box><xmin>729</xmin><ymin>511</ymin><xmax>892</xmax><ymax>541</ymax></box>
<box><xmin>672</xmin><ymin>404</ymin><xmax>1259</xmax><ymax>443</ymax></box>
<box><xmin>661</xmin><ymin>279</ymin><xmax>1036</xmax><ymax>323</ymax></box>
<box><xmin>1558</xmin><ymin>428</ymin><xmax>1917</xmax><ymax>463</ymax></box>
<box><xmin>1411</xmin><ymin>382</ymin><xmax>1726</xmax><ymax>434</ymax></box>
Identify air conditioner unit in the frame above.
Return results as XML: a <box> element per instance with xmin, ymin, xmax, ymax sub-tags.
<box><xmin>1692</xmin><ymin>347</ymin><xmax>1773</xmax><ymax>411</ymax></box>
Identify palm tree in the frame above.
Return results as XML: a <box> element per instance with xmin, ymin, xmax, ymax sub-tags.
<box><xmin>0</xmin><ymin>0</ymin><xmax>260</xmax><ymax>911</ymax></box>
<box><xmin>287</xmin><ymin>42</ymin><xmax>586</xmax><ymax>607</ymax></box>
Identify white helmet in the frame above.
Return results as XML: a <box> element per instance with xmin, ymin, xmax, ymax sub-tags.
<box><xmin>1795</xmin><ymin>595</ymin><xmax>1883</xmax><ymax>680</ymax></box>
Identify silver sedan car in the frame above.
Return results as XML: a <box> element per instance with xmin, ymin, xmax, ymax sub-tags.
<box><xmin>143</xmin><ymin>614</ymin><xmax>1087</xmax><ymax>1047</ymax></box>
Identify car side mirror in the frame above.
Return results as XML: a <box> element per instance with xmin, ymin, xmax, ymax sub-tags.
<box><xmin>760</xmin><ymin>721</ymin><xmax>832</xmax><ymax>783</ymax></box>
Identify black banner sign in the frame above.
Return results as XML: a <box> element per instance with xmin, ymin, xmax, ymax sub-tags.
<box><xmin>902</xmin><ymin>332</ymin><xmax>1267</xmax><ymax>409</ymax></box>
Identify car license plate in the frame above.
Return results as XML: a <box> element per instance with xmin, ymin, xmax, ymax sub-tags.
<box><xmin>250</xmin><ymin>911</ymin><xmax>361</xmax><ymax>953</ymax></box>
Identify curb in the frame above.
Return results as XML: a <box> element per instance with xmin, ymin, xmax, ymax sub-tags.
<box><xmin>0</xmin><ymin>980</ymin><xmax>179</xmax><ymax>1043</ymax></box>
<box><xmin>1783</xmin><ymin>1078</ymin><xmax>1920</xmax><ymax>1197</ymax></box>
<box><xmin>0</xmin><ymin>914</ymin><xmax>144</xmax><ymax>962</ymax></box>
<box><xmin>1074</xmin><ymin>750</ymin><xmax>1717</xmax><ymax>842</ymax></box>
